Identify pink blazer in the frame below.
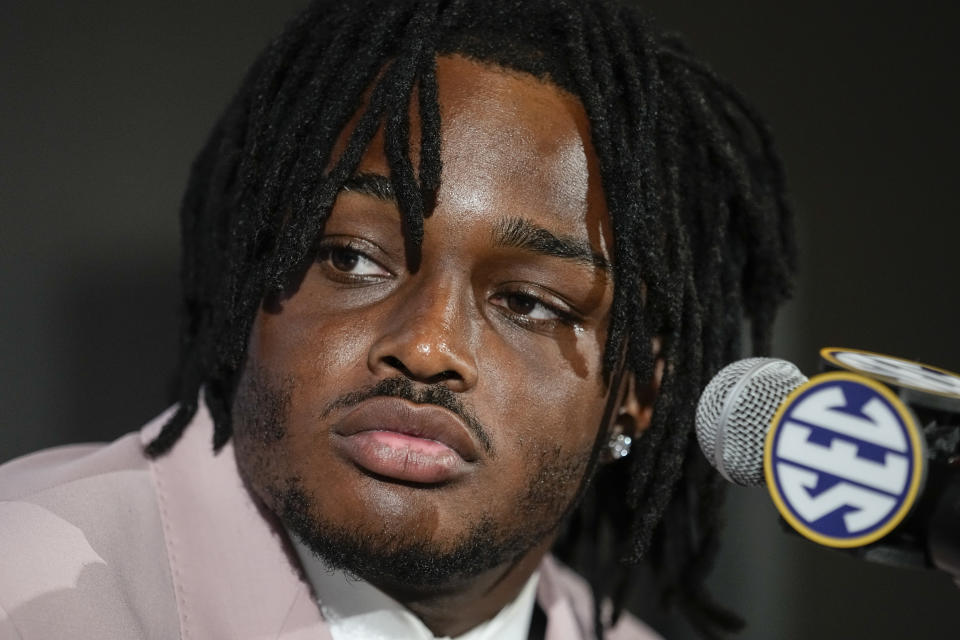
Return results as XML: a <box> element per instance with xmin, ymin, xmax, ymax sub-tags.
<box><xmin>0</xmin><ymin>406</ymin><xmax>659</xmax><ymax>640</ymax></box>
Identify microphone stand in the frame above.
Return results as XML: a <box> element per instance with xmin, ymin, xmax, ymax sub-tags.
<box><xmin>928</xmin><ymin>468</ymin><xmax>960</xmax><ymax>583</ymax></box>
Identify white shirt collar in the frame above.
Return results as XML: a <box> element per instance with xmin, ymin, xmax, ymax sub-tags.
<box><xmin>289</xmin><ymin>534</ymin><xmax>540</xmax><ymax>640</ymax></box>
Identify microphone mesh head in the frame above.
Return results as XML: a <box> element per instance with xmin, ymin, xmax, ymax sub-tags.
<box><xmin>695</xmin><ymin>358</ymin><xmax>807</xmax><ymax>486</ymax></box>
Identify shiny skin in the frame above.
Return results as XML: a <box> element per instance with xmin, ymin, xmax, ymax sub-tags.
<box><xmin>232</xmin><ymin>55</ymin><xmax>647</xmax><ymax>636</ymax></box>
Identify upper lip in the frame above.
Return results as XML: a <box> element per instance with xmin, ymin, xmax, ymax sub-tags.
<box><xmin>332</xmin><ymin>397</ymin><xmax>481</xmax><ymax>462</ymax></box>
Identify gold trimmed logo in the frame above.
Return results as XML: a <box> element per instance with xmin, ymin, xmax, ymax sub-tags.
<box><xmin>821</xmin><ymin>347</ymin><xmax>960</xmax><ymax>400</ymax></box>
<box><xmin>764</xmin><ymin>372</ymin><xmax>926</xmax><ymax>548</ymax></box>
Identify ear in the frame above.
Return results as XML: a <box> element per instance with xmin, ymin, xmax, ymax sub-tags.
<box><xmin>615</xmin><ymin>353</ymin><xmax>663</xmax><ymax>435</ymax></box>
<box><xmin>603</xmin><ymin>340</ymin><xmax>663</xmax><ymax>462</ymax></box>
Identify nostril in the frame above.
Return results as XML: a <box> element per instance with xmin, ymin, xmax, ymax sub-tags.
<box><xmin>426</xmin><ymin>370</ymin><xmax>462</xmax><ymax>384</ymax></box>
<box><xmin>382</xmin><ymin>355</ymin><xmax>412</xmax><ymax>377</ymax></box>
<box><xmin>381</xmin><ymin>355</ymin><xmax>462</xmax><ymax>385</ymax></box>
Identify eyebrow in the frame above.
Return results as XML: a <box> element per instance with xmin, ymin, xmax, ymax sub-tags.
<box><xmin>342</xmin><ymin>172</ymin><xmax>396</xmax><ymax>202</ymax></box>
<box><xmin>492</xmin><ymin>217</ymin><xmax>611</xmax><ymax>272</ymax></box>
<box><xmin>340</xmin><ymin>177</ymin><xmax>610</xmax><ymax>272</ymax></box>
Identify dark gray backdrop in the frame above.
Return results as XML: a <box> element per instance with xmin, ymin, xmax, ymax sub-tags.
<box><xmin>1</xmin><ymin>1</ymin><xmax>957</xmax><ymax>637</ymax></box>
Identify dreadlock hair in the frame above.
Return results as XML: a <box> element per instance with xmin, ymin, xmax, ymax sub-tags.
<box><xmin>147</xmin><ymin>1</ymin><xmax>796</xmax><ymax>637</ymax></box>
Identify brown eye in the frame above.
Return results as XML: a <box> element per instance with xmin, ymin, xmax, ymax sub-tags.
<box><xmin>330</xmin><ymin>247</ymin><xmax>360</xmax><ymax>272</ymax></box>
<box><xmin>506</xmin><ymin>293</ymin><xmax>537</xmax><ymax>315</ymax></box>
<box><xmin>316</xmin><ymin>239</ymin><xmax>391</xmax><ymax>278</ymax></box>
<box><xmin>490</xmin><ymin>290</ymin><xmax>571</xmax><ymax>325</ymax></box>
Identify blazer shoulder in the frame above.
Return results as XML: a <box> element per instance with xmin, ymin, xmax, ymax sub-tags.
<box><xmin>606</xmin><ymin>612</ymin><xmax>662</xmax><ymax>640</ymax></box>
<box><xmin>0</xmin><ymin>432</ymin><xmax>148</xmax><ymax>502</ymax></box>
<box><xmin>0</xmin><ymin>404</ymin><xmax>179</xmax><ymax>502</ymax></box>
<box><xmin>538</xmin><ymin>557</ymin><xmax>662</xmax><ymax>640</ymax></box>
<box><xmin>0</xmin><ymin>412</ymin><xmax>180</xmax><ymax>640</ymax></box>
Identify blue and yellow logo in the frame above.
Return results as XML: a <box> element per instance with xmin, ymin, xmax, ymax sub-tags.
<box><xmin>821</xmin><ymin>347</ymin><xmax>960</xmax><ymax>400</ymax></box>
<box><xmin>764</xmin><ymin>372</ymin><xmax>926</xmax><ymax>548</ymax></box>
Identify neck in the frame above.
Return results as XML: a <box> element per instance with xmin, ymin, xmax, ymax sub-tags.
<box><xmin>370</xmin><ymin>539</ymin><xmax>552</xmax><ymax>637</ymax></box>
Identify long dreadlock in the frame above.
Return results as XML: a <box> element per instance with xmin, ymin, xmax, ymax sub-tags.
<box><xmin>146</xmin><ymin>1</ymin><xmax>796</xmax><ymax>637</ymax></box>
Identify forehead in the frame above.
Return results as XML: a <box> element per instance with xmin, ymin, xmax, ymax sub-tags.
<box><xmin>343</xmin><ymin>54</ymin><xmax>610</xmax><ymax>251</ymax></box>
<box><xmin>436</xmin><ymin>56</ymin><xmax>598</xmax><ymax>222</ymax></box>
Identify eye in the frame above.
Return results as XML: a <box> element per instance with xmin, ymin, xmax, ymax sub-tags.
<box><xmin>501</xmin><ymin>293</ymin><xmax>560</xmax><ymax>320</ymax></box>
<box><xmin>316</xmin><ymin>239</ymin><xmax>391</xmax><ymax>279</ymax></box>
<box><xmin>490</xmin><ymin>288</ymin><xmax>578</xmax><ymax>328</ymax></box>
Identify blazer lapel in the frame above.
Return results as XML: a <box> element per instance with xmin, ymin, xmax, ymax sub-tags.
<box><xmin>143</xmin><ymin>406</ymin><xmax>331</xmax><ymax>640</ymax></box>
<box><xmin>536</xmin><ymin>556</ymin><xmax>593</xmax><ymax>640</ymax></box>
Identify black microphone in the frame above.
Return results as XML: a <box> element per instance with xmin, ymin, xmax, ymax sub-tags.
<box><xmin>695</xmin><ymin>348</ymin><xmax>960</xmax><ymax>581</ymax></box>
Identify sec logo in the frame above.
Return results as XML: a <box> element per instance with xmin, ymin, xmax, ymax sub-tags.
<box><xmin>764</xmin><ymin>372</ymin><xmax>926</xmax><ymax>548</ymax></box>
<box><xmin>821</xmin><ymin>347</ymin><xmax>960</xmax><ymax>400</ymax></box>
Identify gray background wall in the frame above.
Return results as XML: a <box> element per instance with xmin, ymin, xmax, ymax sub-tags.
<box><xmin>1</xmin><ymin>1</ymin><xmax>957</xmax><ymax>637</ymax></box>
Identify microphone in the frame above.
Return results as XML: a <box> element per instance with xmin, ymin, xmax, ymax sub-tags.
<box><xmin>696</xmin><ymin>348</ymin><xmax>960</xmax><ymax>580</ymax></box>
<box><xmin>695</xmin><ymin>358</ymin><xmax>808</xmax><ymax>487</ymax></box>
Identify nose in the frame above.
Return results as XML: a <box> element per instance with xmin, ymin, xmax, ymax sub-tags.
<box><xmin>367</xmin><ymin>280</ymin><xmax>479</xmax><ymax>391</ymax></box>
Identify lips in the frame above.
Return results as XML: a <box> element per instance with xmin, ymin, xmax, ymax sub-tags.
<box><xmin>331</xmin><ymin>397</ymin><xmax>480</xmax><ymax>484</ymax></box>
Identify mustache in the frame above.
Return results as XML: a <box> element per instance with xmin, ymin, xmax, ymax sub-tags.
<box><xmin>320</xmin><ymin>377</ymin><xmax>493</xmax><ymax>455</ymax></box>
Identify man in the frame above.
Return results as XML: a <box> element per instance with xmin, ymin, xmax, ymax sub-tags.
<box><xmin>0</xmin><ymin>1</ymin><xmax>795</xmax><ymax>638</ymax></box>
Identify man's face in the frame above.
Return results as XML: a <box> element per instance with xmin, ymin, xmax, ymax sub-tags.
<box><xmin>233</xmin><ymin>55</ymin><xmax>620</xmax><ymax>592</ymax></box>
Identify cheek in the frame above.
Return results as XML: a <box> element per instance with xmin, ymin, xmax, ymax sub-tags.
<box><xmin>235</xmin><ymin>308</ymin><xmax>376</xmax><ymax>495</ymax></box>
<box><xmin>479</xmin><ymin>333</ymin><xmax>609</xmax><ymax>443</ymax></box>
<box><xmin>250</xmin><ymin>304</ymin><xmax>372</xmax><ymax>385</ymax></box>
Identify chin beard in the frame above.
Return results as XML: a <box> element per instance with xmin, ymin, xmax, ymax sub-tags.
<box><xmin>275</xmin><ymin>480</ymin><xmax>559</xmax><ymax>595</ymax></box>
<box><xmin>234</xmin><ymin>366</ymin><xmax>597</xmax><ymax>593</ymax></box>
